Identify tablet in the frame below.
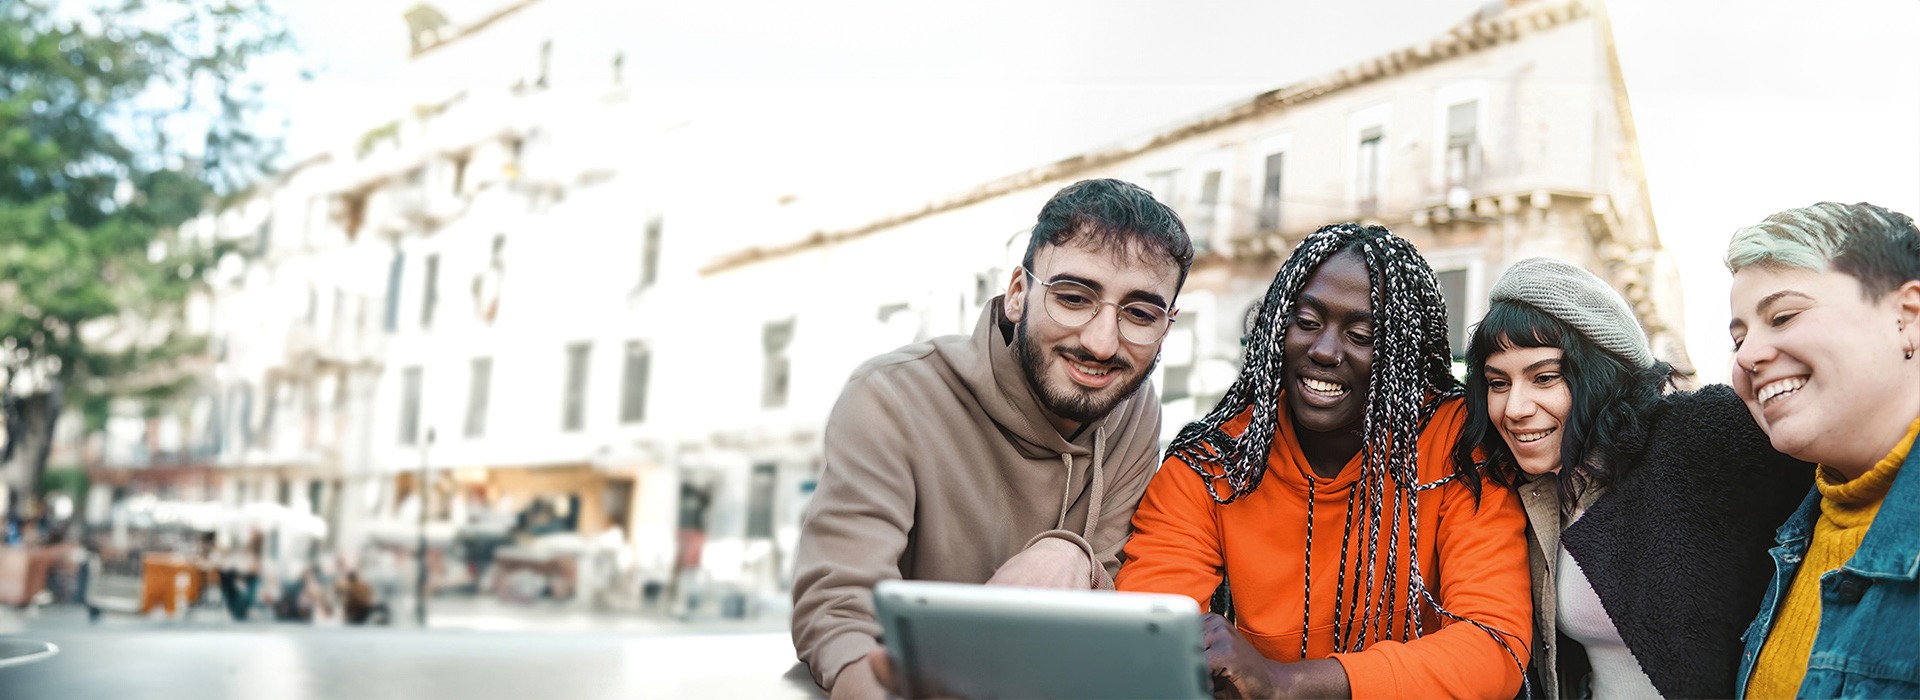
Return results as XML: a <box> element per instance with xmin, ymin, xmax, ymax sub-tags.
<box><xmin>873</xmin><ymin>580</ymin><xmax>1211</xmax><ymax>699</ymax></box>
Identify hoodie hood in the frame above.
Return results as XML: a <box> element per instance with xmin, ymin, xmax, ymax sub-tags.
<box><xmin>937</xmin><ymin>295</ymin><xmax>1100</xmax><ymax>461</ymax></box>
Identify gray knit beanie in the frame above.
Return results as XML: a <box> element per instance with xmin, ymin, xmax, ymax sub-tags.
<box><xmin>1487</xmin><ymin>257</ymin><xmax>1654</xmax><ymax>369</ymax></box>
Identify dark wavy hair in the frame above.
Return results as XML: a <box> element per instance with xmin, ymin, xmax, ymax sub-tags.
<box><xmin>1452</xmin><ymin>300</ymin><xmax>1674</xmax><ymax>510</ymax></box>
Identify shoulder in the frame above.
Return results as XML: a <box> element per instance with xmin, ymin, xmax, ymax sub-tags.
<box><xmin>1647</xmin><ymin>384</ymin><xmax>1764</xmax><ymax>448</ymax></box>
<box><xmin>1638</xmin><ymin>383</ymin><xmax>1806</xmax><ymax>480</ymax></box>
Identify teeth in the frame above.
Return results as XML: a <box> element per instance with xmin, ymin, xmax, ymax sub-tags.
<box><xmin>1512</xmin><ymin>429</ymin><xmax>1554</xmax><ymax>443</ymax></box>
<box><xmin>1303</xmin><ymin>377</ymin><xmax>1346</xmax><ymax>394</ymax></box>
<box><xmin>1757</xmin><ymin>377</ymin><xmax>1806</xmax><ymax>406</ymax></box>
<box><xmin>1070</xmin><ymin>361</ymin><xmax>1109</xmax><ymax>377</ymax></box>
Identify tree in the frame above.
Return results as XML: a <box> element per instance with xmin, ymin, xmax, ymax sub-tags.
<box><xmin>0</xmin><ymin>0</ymin><xmax>289</xmax><ymax>518</ymax></box>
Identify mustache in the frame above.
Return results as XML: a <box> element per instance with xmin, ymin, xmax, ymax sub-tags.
<box><xmin>1058</xmin><ymin>346</ymin><xmax>1131</xmax><ymax>373</ymax></box>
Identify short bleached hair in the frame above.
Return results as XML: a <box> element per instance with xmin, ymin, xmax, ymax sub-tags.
<box><xmin>1725</xmin><ymin>201</ymin><xmax>1920</xmax><ymax>299</ymax></box>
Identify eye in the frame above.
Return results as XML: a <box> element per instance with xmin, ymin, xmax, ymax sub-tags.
<box><xmin>1348</xmin><ymin>330</ymin><xmax>1375</xmax><ymax>346</ymax></box>
<box><xmin>1769</xmin><ymin>311</ymin><xmax>1800</xmax><ymax>328</ymax></box>
<box><xmin>1291</xmin><ymin>315</ymin><xmax>1322</xmax><ymax>331</ymax></box>
<box><xmin>1121</xmin><ymin>305</ymin><xmax>1162</xmax><ymax>326</ymax></box>
<box><xmin>1485</xmin><ymin>377</ymin><xmax>1510</xmax><ymax>392</ymax></box>
<box><xmin>1534</xmin><ymin>372</ymin><xmax>1563</xmax><ymax>387</ymax></box>
<box><xmin>1731</xmin><ymin>336</ymin><xmax>1745</xmax><ymax>352</ymax></box>
<box><xmin>1051</xmin><ymin>289</ymin><xmax>1095</xmax><ymax>308</ymax></box>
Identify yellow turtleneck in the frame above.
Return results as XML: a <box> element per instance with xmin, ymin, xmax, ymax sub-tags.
<box><xmin>1746</xmin><ymin>417</ymin><xmax>1918</xmax><ymax>699</ymax></box>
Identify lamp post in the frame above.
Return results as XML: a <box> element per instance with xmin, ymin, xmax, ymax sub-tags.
<box><xmin>415</xmin><ymin>427</ymin><xmax>435</xmax><ymax>627</ymax></box>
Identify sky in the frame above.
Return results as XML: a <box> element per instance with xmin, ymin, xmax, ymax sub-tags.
<box><xmin>266</xmin><ymin>0</ymin><xmax>1920</xmax><ymax>386</ymax></box>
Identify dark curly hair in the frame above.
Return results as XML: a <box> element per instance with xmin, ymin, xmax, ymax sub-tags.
<box><xmin>1453</xmin><ymin>299</ymin><xmax>1676</xmax><ymax>514</ymax></box>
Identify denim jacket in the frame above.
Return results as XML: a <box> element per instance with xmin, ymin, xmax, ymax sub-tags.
<box><xmin>1736</xmin><ymin>436</ymin><xmax>1920</xmax><ymax>698</ymax></box>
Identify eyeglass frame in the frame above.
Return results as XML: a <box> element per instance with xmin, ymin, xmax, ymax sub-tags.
<box><xmin>1019</xmin><ymin>268</ymin><xmax>1178</xmax><ymax>345</ymax></box>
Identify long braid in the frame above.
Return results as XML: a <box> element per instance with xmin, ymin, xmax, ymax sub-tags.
<box><xmin>1169</xmin><ymin>224</ymin><xmax>1521</xmax><ymax>678</ymax></box>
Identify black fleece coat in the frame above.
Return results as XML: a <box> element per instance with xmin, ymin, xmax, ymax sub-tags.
<box><xmin>1559</xmin><ymin>384</ymin><xmax>1813</xmax><ymax>698</ymax></box>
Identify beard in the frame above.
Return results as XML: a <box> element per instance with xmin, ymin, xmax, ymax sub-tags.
<box><xmin>1015</xmin><ymin>315</ymin><xmax>1159</xmax><ymax>425</ymax></box>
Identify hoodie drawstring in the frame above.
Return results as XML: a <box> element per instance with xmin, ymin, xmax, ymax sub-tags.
<box><xmin>1056</xmin><ymin>426</ymin><xmax>1110</xmax><ymax>540</ymax></box>
<box><xmin>1083</xmin><ymin>426</ymin><xmax>1107</xmax><ymax>540</ymax></box>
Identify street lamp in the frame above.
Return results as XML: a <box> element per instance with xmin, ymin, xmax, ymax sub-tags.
<box><xmin>416</xmin><ymin>427</ymin><xmax>435</xmax><ymax>627</ymax></box>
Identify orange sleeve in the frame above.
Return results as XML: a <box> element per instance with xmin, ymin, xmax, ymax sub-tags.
<box><xmin>1332</xmin><ymin>477</ymin><xmax>1533</xmax><ymax>699</ymax></box>
<box><xmin>1114</xmin><ymin>453</ymin><xmax>1225</xmax><ymax>609</ymax></box>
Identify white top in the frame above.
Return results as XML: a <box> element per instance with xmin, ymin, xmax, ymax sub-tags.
<box><xmin>1557</xmin><ymin>544</ymin><xmax>1663</xmax><ymax>699</ymax></box>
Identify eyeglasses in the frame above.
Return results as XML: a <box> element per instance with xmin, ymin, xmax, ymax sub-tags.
<box><xmin>1022</xmin><ymin>268</ymin><xmax>1175</xmax><ymax>345</ymax></box>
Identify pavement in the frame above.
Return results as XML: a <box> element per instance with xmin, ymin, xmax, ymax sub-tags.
<box><xmin>0</xmin><ymin>601</ymin><xmax>824</xmax><ymax>699</ymax></box>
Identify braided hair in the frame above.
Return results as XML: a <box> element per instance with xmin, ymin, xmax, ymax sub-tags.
<box><xmin>1168</xmin><ymin>223</ymin><xmax>1524</xmax><ymax>680</ymax></box>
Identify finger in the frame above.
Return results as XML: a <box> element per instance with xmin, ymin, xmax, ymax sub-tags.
<box><xmin>865</xmin><ymin>648</ymin><xmax>900</xmax><ymax>697</ymax></box>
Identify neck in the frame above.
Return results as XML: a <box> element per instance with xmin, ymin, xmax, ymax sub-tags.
<box><xmin>1047</xmin><ymin>413</ymin><xmax>1084</xmax><ymax>440</ymax></box>
<box><xmin>1298</xmin><ymin>425</ymin><xmax>1363</xmax><ymax>480</ymax></box>
<box><xmin>1829</xmin><ymin>410</ymin><xmax>1920</xmax><ymax>481</ymax></box>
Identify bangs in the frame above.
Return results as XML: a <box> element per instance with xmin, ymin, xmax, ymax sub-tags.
<box><xmin>1466</xmin><ymin>301</ymin><xmax>1571</xmax><ymax>364</ymax></box>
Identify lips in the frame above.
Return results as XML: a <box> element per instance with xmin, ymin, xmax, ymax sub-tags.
<box><xmin>1062</xmin><ymin>353</ymin><xmax>1119</xmax><ymax>389</ymax></box>
<box><xmin>1755</xmin><ymin>376</ymin><xmax>1807</xmax><ymax>407</ymax></box>
<box><xmin>1297</xmin><ymin>375</ymin><xmax>1349</xmax><ymax>407</ymax></box>
<box><xmin>1511</xmin><ymin>427</ymin><xmax>1555</xmax><ymax>443</ymax></box>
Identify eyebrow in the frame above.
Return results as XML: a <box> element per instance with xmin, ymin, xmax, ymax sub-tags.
<box><xmin>1049</xmin><ymin>273</ymin><xmax>1171</xmax><ymax>309</ymax></box>
<box><xmin>1483</xmin><ymin>357</ymin><xmax>1561</xmax><ymax>377</ymax></box>
<box><xmin>1296</xmin><ymin>293</ymin><xmax>1373</xmax><ymax>323</ymax></box>
<box><xmin>1728</xmin><ymin>289</ymin><xmax>1814</xmax><ymax>332</ymax></box>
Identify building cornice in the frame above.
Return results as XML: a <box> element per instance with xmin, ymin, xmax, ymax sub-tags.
<box><xmin>700</xmin><ymin>0</ymin><xmax>1591</xmax><ymax>276</ymax></box>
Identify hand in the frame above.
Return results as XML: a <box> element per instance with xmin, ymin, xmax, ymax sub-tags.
<box><xmin>865</xmin><ymin>647</ymin><xmax>962</xmax><ymax>699</ymax></box>
<box><xmin>1200</xmin><ymin>614</ymin><xmax>1352</xmax><ymax>699</ymax></box>
<box><xmin>985</xmin><ymin>537</ymin><xmax>1092</xmax><ymax>589</ymax></box>
<box><xmin>1201</xmin><ymin>613</ymin><xmax>1282</xmax><ymax>698</ymax></box>
<box><xmin>830</xmin><ymin>651</ymin><xmax>896</xmax><ymax>700</ymax></box>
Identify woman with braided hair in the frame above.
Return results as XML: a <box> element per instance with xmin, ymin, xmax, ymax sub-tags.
<box><xmin>1118</xmin><ymin>223</ymin><xmax>1532</xmax><ymax>698</ymax></box>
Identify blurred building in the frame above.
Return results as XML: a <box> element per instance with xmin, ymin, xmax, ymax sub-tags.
<box><xmin>701</xmin><ymin>0</ymin><xmax>1694</xmax><ymax>449</ymax></box>
<box><xmin>80</xmin><ymin>0</ymin><xmax>1692</xmax><ymax>615</ymax></box>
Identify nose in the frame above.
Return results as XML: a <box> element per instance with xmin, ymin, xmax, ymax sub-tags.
<box><xmin>1732</xmin><ymin>334</ymin><xmax>1777</xmax><ymax>390</ymax></box>
<box><xmin>1306</xmin><ymin>328</ymin><xmax>1341</xmax><ymax>366</ymax></box>
<box><xmin>1078</xmin><ymin>304</ymin><xmax>1122</xmax><ymax>360</ymax></box>
<box><xmin>1502</xmin><ymin>384</ymin><xmax>1539</xmax><ymax>422</ymax></box>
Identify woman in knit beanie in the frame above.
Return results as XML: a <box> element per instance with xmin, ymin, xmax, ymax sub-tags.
<box><xmin>1725</xmin><ymin>202</ymin><xmax>1920</xmax><ymax>699</ymax></box>
<box><xmin>1451</xmin><ymin>257</ymin><xmax>1809</xmax><ymax>699</ymax></box>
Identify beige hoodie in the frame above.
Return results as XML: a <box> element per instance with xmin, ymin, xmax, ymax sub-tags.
<box><xmin>789</xmin><ymin>296</ymin><xmax>1165</xmax><ymax>691</ymax></box>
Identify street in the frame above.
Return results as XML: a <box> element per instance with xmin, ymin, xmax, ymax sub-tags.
<box><xmin>0</xmin><ymin>604</ymin><xmax>818</xmax><ymax>699</ymax></box>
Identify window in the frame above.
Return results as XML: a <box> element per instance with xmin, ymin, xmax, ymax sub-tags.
<box><xmin>465</xmin><ymin>357</ymin><xmax>492</xmax><ymax>438</ymax></box>
<box><xmin>620</xmin><ymin>341</ymin><xmax>650</xmax><ymax>424</ymax></box>
<box><xmin>1356</xmin><ymin>126</ymin><xmax>1384</xmax><ymax>214</ymax></box>
<box><xmin>1192</xmin><ymin>170</ymin><xmax>1222</xmax><ymax>242</ymax></box>
<box><xmin>640</xmin><ymin>216</ymin><xmax>662</xmax><ymax>289</ymax></box>
<box><xmin>562</xmin><ymin>342</ymin><xmax>591</xmax><ymax>431</ymax></box>
<box><xmin>1259</xmin><ymin>152</ymin><xmax>1285</xmax><ymax>231</ymax></box>
<box><xmin>763</xmin><ymin>319</ymin><xmax>794</xmax><ymax>409</ymax></box>
<box><xmin>746</xmin><ymin>463</ymin><xmax>778</xmax><ymax>539</ymax></box>
<box><xmin>399</xmin><ymin>366</ymin><xmax>423</xmax><ymax>445</ymax></box>
<box><xmin>1437</xmin><ymin>269</ymin><xmax>1469</xmax><ymax>359</ymax></box>
<box><xmin>1146</xmin><ymin>169</ymin><xmax>1181</xmax><ymax>208</ymax></box>
<box><xmin>383</xmin><ymin>250</ymin><xmax>405</xmax><ymax>333</ymax></box>
<box><xmin>420</xmin><ymin>254</ymin><xmax>440</xmax><ymax>329</ymax></box>
<box><xmin>1161</xmin><ymin>310</ymin><xmax>1198</xmax><ymax>402</ymax></box>
<box><xmin>1445</xmin><ymin>100</ymin><xmax>1480</xmax><ymax>190</ymax></box>
<box><xmin>536</xmin><ymin>40</ymin><xmax>552</xmax><ymax>89</ymax></box>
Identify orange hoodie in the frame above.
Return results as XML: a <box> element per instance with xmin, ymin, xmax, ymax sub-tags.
<box><xmin>1118</xmin><ymin>396</ymin><xmax>1532</xmax><ymax>699</ymax></box>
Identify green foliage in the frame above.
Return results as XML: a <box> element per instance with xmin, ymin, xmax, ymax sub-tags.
<box><xmin>0</xmin><ymin>0</ymin><xmax>289</xmax><ymax>424</ymax></box>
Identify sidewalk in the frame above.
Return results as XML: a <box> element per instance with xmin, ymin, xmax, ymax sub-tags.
<box><xmin>0</xmin><ymin>595</ymin><xmax>791</xmax><ymax>638</ymax></box>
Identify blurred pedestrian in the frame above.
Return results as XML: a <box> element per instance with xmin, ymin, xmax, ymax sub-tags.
<box><xmin>217</xmin><ymin>531</ymin><xmax>264</xmax><ymax>621</ymax></box>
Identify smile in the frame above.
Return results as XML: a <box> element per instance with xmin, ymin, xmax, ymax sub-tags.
<box><xmin>1301</xmin><ymin>376</ymin><xmax>1348</xmax><ymax>397</ymax></box>
<box><xmin>1511</xmin><ymin>428</ymin><xmax>1555</xmax><ymax>443</ymax></box>
<box><xmin>1756</xmin><ymin>377</ymin><xmax>1806</xmax><ymax>406</ymax></box>
<box><xmin>1062</xmin><ymin>355</ymin><xmax>1120</xmax><ymax>388</ymax></box>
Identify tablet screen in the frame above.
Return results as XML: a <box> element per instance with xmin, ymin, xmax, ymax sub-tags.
<box><xmin>874</xmin><ymin>580</ymin><xmax>1211</xmax><ymax>699</ymax></box>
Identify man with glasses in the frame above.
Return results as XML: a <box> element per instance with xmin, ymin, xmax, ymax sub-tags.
<box><xmin>791</xmin><ymin>179</ymin><xmax>1194</xmax><ymax>698</ymax></box>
